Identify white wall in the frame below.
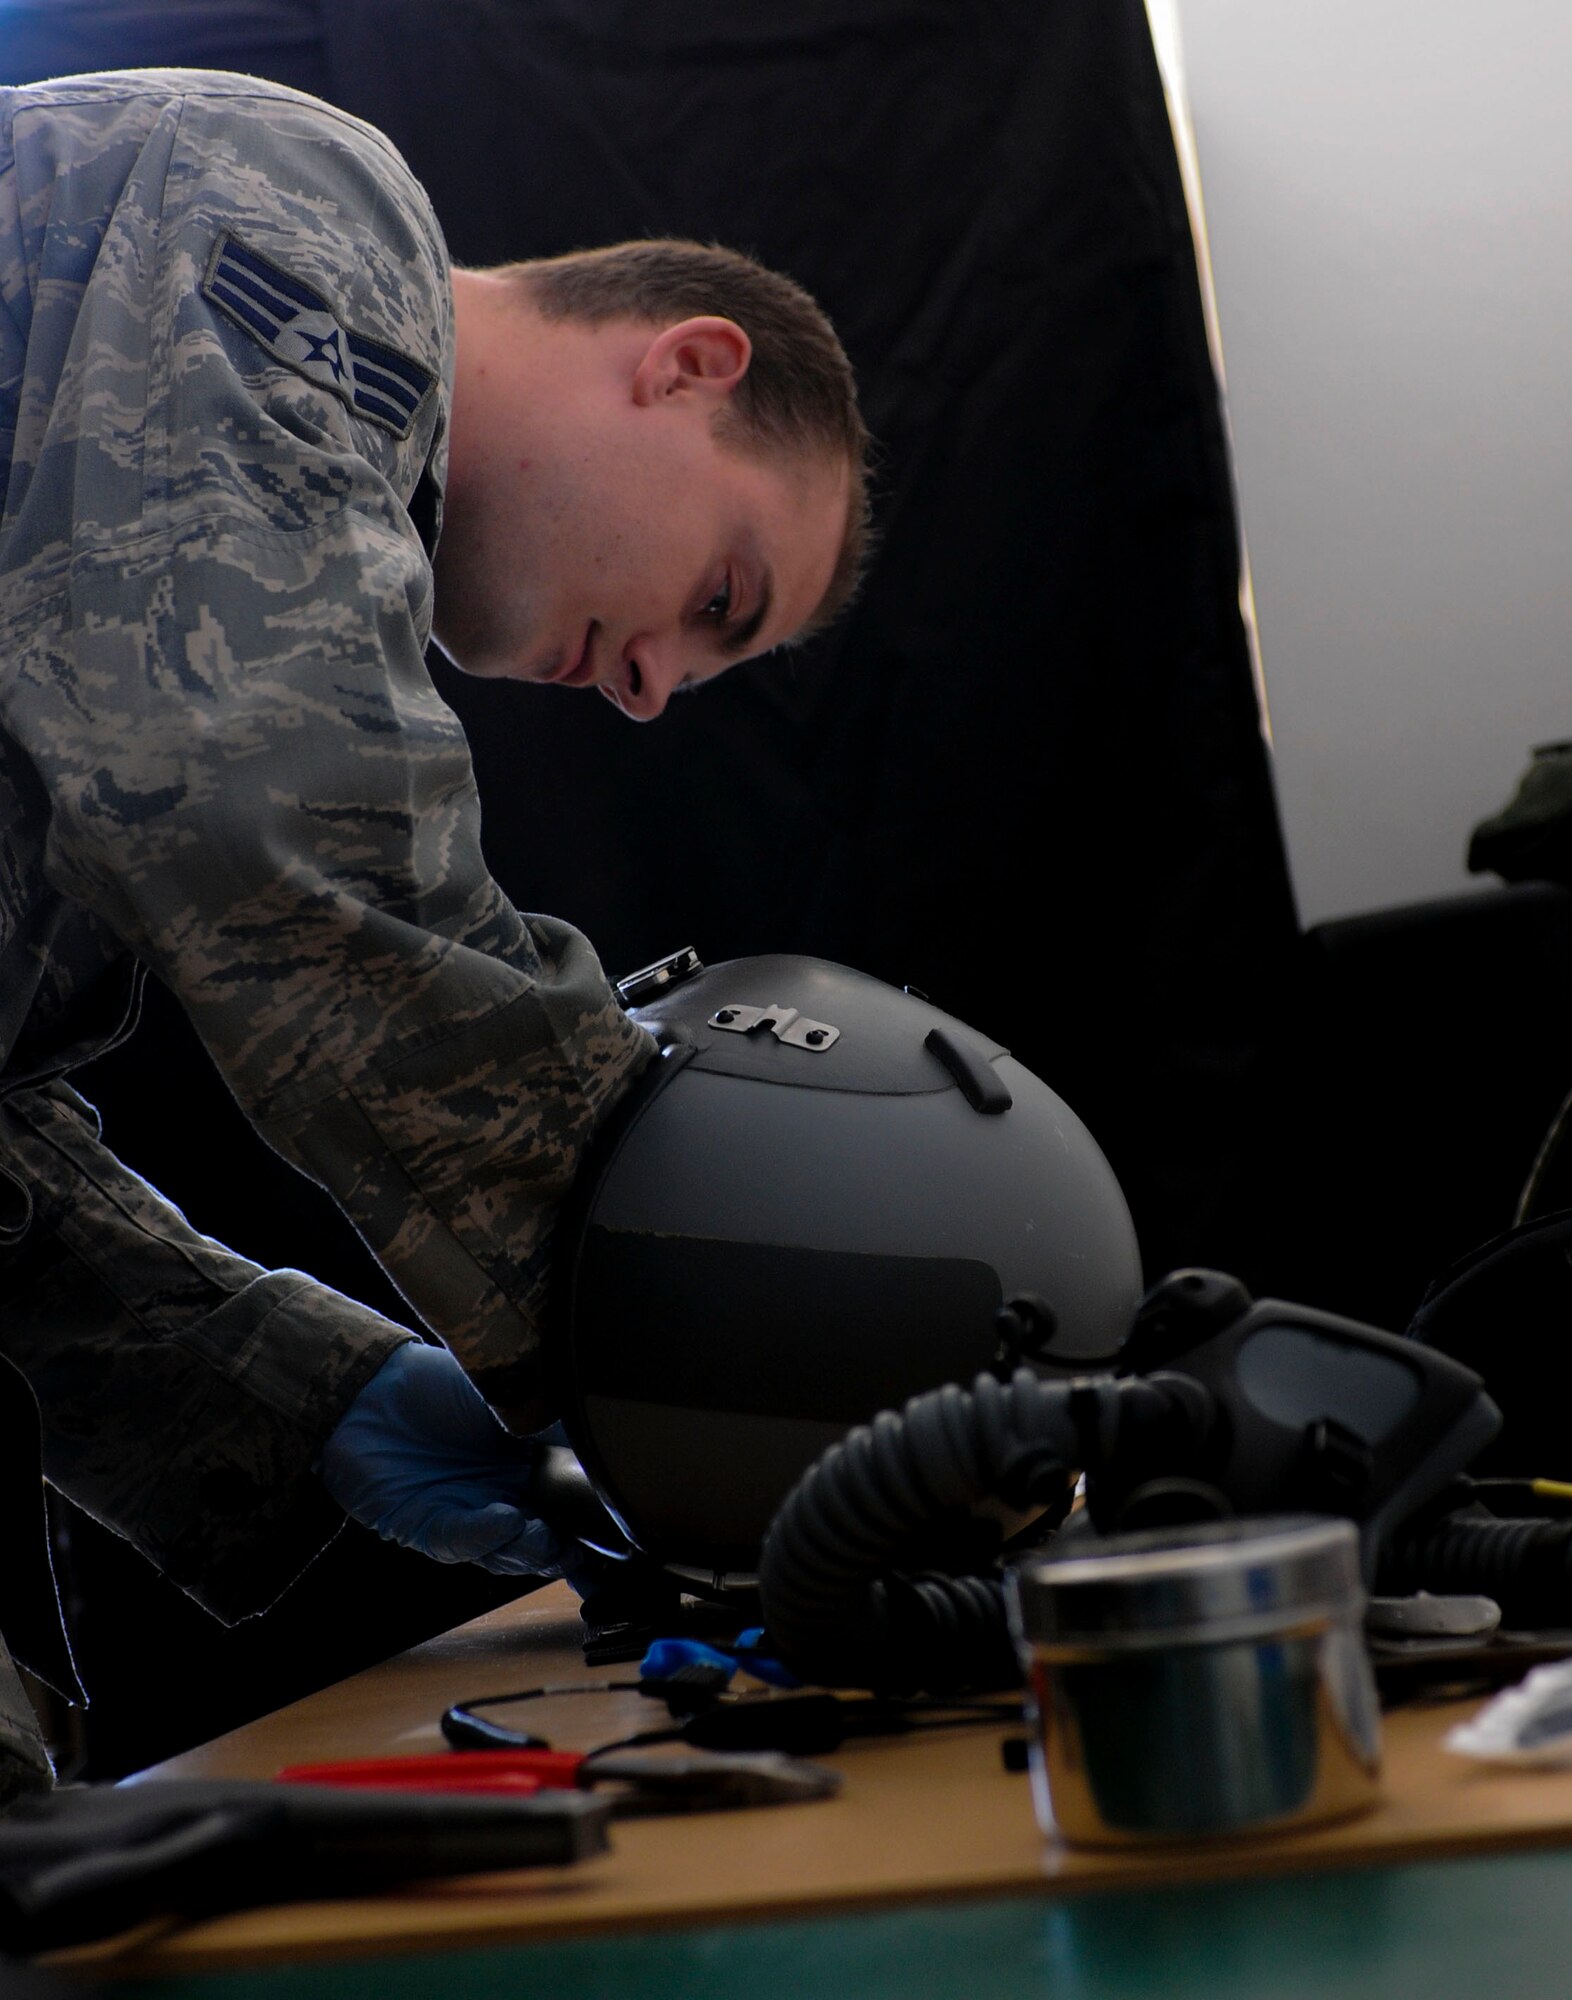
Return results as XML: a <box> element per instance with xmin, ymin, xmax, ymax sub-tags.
<box><xmin>1165</xmin><ymin>1</ymin><xmax>1572</xmax><ymax>925</ymax></box>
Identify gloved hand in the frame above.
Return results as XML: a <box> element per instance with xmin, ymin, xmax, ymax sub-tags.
<box><xmin>318</xmin><ymin>1342</ymin><xmax>566</xmax><ymax>1576</ymax></box>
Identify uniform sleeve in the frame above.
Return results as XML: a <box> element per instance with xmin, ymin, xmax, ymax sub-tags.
<box><xmin>0</xmin><ymin>1080</ymin><xmax>411</xmax><ymax>1619</ymax></box>
<box><xmin>0</xmin><ymin>86</ymin><xmax>654</xmax><ymax>1431</ymax></box>
<box><xmin>0</xmin><ymin>1639</ymin><xmax>53</xmax><ymax>1805</ymax></box>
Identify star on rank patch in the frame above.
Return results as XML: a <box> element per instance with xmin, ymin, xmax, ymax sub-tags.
<box><xmin>202</xmin><ymin>232</ymin><xmax>434</xmax><ymax>440</ymax></box>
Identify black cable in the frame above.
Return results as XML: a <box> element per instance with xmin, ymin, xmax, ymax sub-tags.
<box><xmin>587</xmin><ymin>1694</ymin><xmax>1022</xmax><ymax>1761</ymax></box>
<box><xmin>440</xmin><ymin>1683</ymin><xmax>642</xmax><ymax>1751</ymax></box>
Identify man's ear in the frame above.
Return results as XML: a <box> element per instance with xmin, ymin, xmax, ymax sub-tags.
<box><xmin>631</xmin><ymin>316</ymin><xmax>752</xmax><ymax>408</ymax></box>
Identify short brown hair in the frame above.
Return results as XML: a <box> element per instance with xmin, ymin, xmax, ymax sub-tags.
<box><xmin>505</xmin><ymin>239</ymin><xmax>872</xmax><ymax>638</ymax></box>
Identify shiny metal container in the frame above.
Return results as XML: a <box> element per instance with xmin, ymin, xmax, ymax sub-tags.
<box><xmin>1005</xmin><ymin>1516</ymin><xmax>1382</xmax><ymax>1846</ymax></box>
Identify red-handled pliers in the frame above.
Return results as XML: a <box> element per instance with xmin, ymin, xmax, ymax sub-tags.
<box><xmin>275</xmin><ymin>1748</ymin><xmax>839</xmax><ymax>1814</ymax></box>
<box><xmin>279</xmin><ymin>1751</ymin><xmax>587</xmax><ymax>1796</ymax></box>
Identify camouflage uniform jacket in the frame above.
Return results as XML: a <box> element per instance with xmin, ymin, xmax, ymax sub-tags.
<box><xmin>0</xmin><ymin>70</ymin><xmax>654</xmax><ymax>1754</ymax></box>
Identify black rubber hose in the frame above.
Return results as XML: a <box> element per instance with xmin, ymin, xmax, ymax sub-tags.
<box><xmin>1379</xmin><ymin>1510</ymin><xmax>1572</xmax><ymax>1626</ymax></box>
<box><xmin>757</xmin><ymin>1369</ymin><xmax>1187</xmax><ymax>1694</ymax></box>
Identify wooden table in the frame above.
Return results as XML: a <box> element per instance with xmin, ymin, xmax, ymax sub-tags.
<box><xmin>80</xmin><ymin>1581</ymin><xmax>1572</xmax><ymax>1984</ymax></box>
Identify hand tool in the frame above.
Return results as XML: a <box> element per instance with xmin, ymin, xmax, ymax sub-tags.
<box><xmin>276</xmin><ymin>1745</ymin><xmax>841</xmax><ymax>1814</ymax></box>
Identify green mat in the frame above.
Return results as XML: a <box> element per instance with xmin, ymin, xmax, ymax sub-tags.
<box><xmin>108</xmin><ymin>1845</ymin><xmax>1572</xmax><ymax>2000</ymax></box>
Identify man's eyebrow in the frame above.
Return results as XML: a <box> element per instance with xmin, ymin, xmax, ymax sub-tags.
<box><xmin>719</xmin><ymin>569</ymin><xmax>774</xmax><ymax>659</ymax></box>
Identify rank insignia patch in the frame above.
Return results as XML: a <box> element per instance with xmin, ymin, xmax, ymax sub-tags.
<box><xmin>203</xmin><ymin>232</ymin><xmax>435</xmax><ymax>439</ymax></box>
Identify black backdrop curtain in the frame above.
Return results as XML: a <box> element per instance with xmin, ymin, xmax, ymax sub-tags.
<box><xmin>1</xmin><ymin>0</ymin><xmax>1300</xmax><ymax>1769</ymax></box>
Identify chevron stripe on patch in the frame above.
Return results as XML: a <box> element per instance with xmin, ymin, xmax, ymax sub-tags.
<box><xmin>202</xmin><ymin>232</ymin><xmax>435</xmax><ymax>440</ymax></box>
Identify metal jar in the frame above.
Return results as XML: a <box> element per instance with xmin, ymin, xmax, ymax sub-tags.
<box><xmin>1005</xmin><ymin>1515</ymin><xmax>1382</xmax><ymax>1846</ymax></box>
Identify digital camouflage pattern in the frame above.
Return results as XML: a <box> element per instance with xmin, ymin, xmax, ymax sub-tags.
<box><xmin>0</xmin><ymin>71</ymin><xmax>654</xmax><ymax>1777</ymax></box>
<box><xmin>0</xmin><ymin>1645</ymin><xmax>51</xmax><ymax>1806</ymax></box>
<box><xmin>0</xmin><ymin>1079</ymin><xmax>411</xmax><ymax>1618</ymax></box>
<box><xmin>0</xmin><ymin>1351</ymin><xmax>58</xmax><ymax>1805</ymax></box>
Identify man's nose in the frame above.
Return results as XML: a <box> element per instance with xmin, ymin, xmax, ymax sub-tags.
<box><xmin>606</xmin><ymin>638</ymin><xmax>685</xmax><ymax>722</ymax></box>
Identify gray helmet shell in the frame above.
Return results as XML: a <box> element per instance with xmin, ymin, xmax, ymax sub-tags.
<box><xmin>553</xmin><ymin>955</ymin><xmax>1143</xmax><ymax>1581</ymax></box>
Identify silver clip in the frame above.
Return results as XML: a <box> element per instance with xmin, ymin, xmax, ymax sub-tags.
<box><xmin>708</xmin><ymin>1003</ymin><xmax>840</xmax><ymax>1052</ymax></box>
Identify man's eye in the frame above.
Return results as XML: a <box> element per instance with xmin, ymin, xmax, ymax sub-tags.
<box><xmin>701</xmin><ymin>579</ymin><xmax>733</xmax><ymax>623</ymax></box>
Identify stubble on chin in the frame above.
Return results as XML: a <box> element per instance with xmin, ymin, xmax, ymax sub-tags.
<box><xmin>430</xmin><ymin>559</ymin><xmax>543</xmax><ymax>683</ymax></box>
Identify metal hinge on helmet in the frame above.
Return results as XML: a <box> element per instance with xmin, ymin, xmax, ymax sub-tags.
<box><xmin>708</xmin><ymin>1004</ymin><xmax>840</xmax><ymax>1051</ymax></box>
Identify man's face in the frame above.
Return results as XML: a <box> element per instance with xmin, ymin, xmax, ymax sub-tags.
<box><xmin>432</xmin><ymin>307</ymin><xmax>849</xmax><ymax>721</ymax></box>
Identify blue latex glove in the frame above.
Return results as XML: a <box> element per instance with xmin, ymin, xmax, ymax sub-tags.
<box><xmin>318</xmin><ymin>1342</ymin><xmax>565</xmax><ymax>1576</ymax></box>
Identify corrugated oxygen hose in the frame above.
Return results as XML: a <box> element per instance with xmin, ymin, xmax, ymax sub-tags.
<box><xmin>756</xmin><ymin>1369</ymin><xmax>1199</xmax><ymax>1694</ymax></box>
<box><xmin>1379</xmin><ymin>1508</ymin><xmax>1572</xmax><ymax>1626</ymax></box>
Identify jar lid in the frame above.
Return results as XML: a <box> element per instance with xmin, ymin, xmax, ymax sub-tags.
<box><xmin>1005</xmin><ymin>1515</ymin><xmax>1363</xmax><ymax>1651</ymax></box>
